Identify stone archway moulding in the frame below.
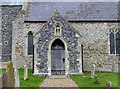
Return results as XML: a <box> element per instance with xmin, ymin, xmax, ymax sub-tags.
<box><xmin>47</xmin><ymin>36</ymin><xmax>69</xmax><ymax>76</ymax></box>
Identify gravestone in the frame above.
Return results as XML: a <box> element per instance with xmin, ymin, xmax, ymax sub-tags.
<box><xmin>2</xmin><ymin>61</ymin><xmax>15</xmax><ymax>87</ymax></box>
<box><xmin>91</xmin><ymin>63</ymin><xmax>96</xmax><ymax>79</ymax></box>
<box><xmin>24</xmin><ymin>65</ymin><xmax>28</xmax><ymax>80</ymax></box>
<box><xmin>106</xmin><ymin>81</ymin><xmax>112</xmax><ymax>89</ymax></box>
<box><xmin>0</xmin><ymin>72</ymin><xmax>3</xmax><ymax>89</ymax></box>
<box><xmin>94</xmin><ymin>75</ymin><xmax>100</xmax><ymax>84</ymax></box>
<box><xmin>14</xmin><ymin>68</ymin><xmax>19</xmax><ymax>87</ymax></box>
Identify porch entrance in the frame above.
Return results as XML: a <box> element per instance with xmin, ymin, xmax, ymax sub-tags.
<box><xmin>51</xmin><ymin>39</ymin><xmax>65</xmax><ymax>75</ymax></box>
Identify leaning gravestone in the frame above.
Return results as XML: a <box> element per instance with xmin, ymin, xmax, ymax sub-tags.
<box><xmin>14</xmin><ymin>68</ymin><xmax>19</xmax><ymax>87</ymax></box>
<box><xmin>91</xmin><ymin>63</ymin><xmax>96</xmax><ymax>79</ymax></box>
<box><xmin>106</xmin><ymin>81</ymin><xmax>112</xmax><ymax>89</ymax></box>
<box><xmin>2</xmin><ymin>61</ymin><xmax>15</xmax><ymax>88</ymax></box>
<box><xmin>24</xmin><ymin>65</ymin><xmax>28</xmax><ymax>80</ymax></box>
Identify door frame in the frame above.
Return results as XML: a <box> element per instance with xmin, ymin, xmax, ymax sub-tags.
<box><xmin>51</xmin><ymin>39</ymin><xmax>65</xmax><ymax>75</ymax></box>
<box><xmin>47</xmin><ymin>37</ymin><xmax>69</xmax><ymax>76</ymax></box>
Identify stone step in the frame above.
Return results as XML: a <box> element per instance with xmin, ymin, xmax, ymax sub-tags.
<box><xmin>51</xmin><ymin>70</ymin><xmax>65</xmax><ymax>75</ymax></box>
<box><xmin>49</xmin><ymin>75</ymin><xmax>67</xmax><ymax>79</ymax></box>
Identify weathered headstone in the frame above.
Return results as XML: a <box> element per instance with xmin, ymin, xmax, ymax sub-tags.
<box><xmin>0</xmin><ymin>73</ymin><xmax>3</xmax><ymax>89</ymax></box>
<box><xmin>91</xmin><ymin>63</ymin><xmax>96</xmax><ymax>79</ymax></box>
<box><xmin>94</xmin><ymin>75</ymin><xmax>100</xmax><ymax>84</ymax></box>
<box><xmin>14</xmin><ymin>68</ymin><xmax>19</xmax><ymax>87</ymax></box>
<box><xmin>106</xmin><ymin>81</ymin><xmax>112</xmax><ymax>89</ymax></box>
<box><xmin>24</xmin><ymin>65</ymin><xmax>28</xmax><ymax>80</ymax></box>
<box><xmin>2</xmin><ymin>61</ymin><xmax>15</xmax><ymax>88</ymax></box>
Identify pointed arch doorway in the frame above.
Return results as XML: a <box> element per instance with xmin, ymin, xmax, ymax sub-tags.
<box><xmin>51</xmin><ymin>39</ymin><xmax>65</xmax><ymax>75</ymax></box>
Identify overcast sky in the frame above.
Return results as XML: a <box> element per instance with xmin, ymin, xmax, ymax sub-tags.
<box><xmin>0</xmin><ymin>0</ymin><xmax>119</xmax><ymax>5</ymax></box>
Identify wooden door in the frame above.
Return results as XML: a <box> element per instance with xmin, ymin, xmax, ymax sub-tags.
<box><xmin>51</xmin><ymin>39</ymin><xmax>65</xmax><ymax>75</ymax></box>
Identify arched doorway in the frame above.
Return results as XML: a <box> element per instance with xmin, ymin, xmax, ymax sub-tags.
<box><xmin>51</xmin><ymin>39</ymin><xmax>65</xmax><ymax>75</ymax></box>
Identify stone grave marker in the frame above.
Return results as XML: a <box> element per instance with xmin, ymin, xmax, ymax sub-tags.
<box><xmin>91</xmin><ymin>63</ymin><xmax>96</xmax><ymax>79</ymax></box>
<box><xmin>24</xmin><ymin>65</ymin><xmax>28</xmax><ymax>80</ymax></box>
<box><xmin>14</xmin><ymin>68</ymin><xmax>19</xmax><ymax>87</ymax></box>
<box><xmin>94</xmin><ymin>75</ymin><xmax>100</xmax><ymax>84</ymax></box>
<box><xmin>2</xmin><ymin>61</ymin><xmax>15</xmax><ymax>87</ymax></box>
<box><xmin>106</xmin><ymin>81</ymin><xmax>112</xmax><ymax>89</ymax></box>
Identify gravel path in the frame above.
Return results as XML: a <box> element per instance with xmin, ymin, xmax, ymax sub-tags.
<box><xmin>40</xmin><ymin>76</ymin><xmax>79</xmax><ymax>89</ymax></box>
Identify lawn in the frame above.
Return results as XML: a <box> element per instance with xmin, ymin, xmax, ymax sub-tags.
<box><xmin>71</xmin><ymin>72</ymin><xmax>119</xmax><ymax>89</ymax></box>
<box><xmin>0</xmin><ymin>68</ymin><xmax>6</xmax><ymax>74</ymax></box>
<box><xmin>0</xmin><ymin>68</ymin><xmax>45</xmax><ymax>88</ymax></box>
<box><xmin>19</xmin><ymin>69</ymin><xmax>45</xmax><ymax>88</ymax></box>
<box><xmin>1</xmin><ymin>68</ymin><xmax>119</xmax><ymax>88</ymax></box>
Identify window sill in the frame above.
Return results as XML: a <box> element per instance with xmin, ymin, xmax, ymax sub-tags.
<box><xmin>109</xmin><ymin>54</ymin><xmax>120</xmax><ymax>56</ymax></box>
<box><xmin>28</xmin><ymin>55</ymin><xmax>33</xmax><ymax>58</ymax></box>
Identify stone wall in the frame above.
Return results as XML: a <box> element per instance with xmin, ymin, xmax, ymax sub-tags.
<box><xmin>12</xmin><ymin>13</ymin><xmax>119</xmax><ymax>72</ymax></box>
<box><xmin>71</xmin><ymin>22</ymin><xmax>118</xmax><ymax>72</ymax></box>
<box><xmin>12</xmin><ymin>14</ymin><xmax>44</xmax><ymax>68</ymax></box>
<box><xmin>35</xmin><ymin>14</ymin><xmax>80</xmax><ymax>74</ymax></box>
<box><xmin>1</xmin><ymin>5</ymin><xmax>22</xmax><ymax>62</ymax></box>
<box><xmin>12</xmin><ymin>13</ymin><xmax>81</xmax><ymax>74</ymax></box>
<box><xmin>10</xmin><ymin>7</ymin><xmax>119</xmax><ymax>72</ymax></box>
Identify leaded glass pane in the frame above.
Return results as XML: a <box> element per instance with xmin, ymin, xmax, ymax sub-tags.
<box><xmin>110</xmin><ymin>33</ymin><xmax>115</xmax><ymax>54</ymax></box>
<box><xmin>116</xmin><ymin>32</ymin><xmax>120</xmax><ymax>54</ymax></box>
<box><xmin>28</xmin><ymin>31</ymin><xmax>33</xmax><ymax>55</ymax></box>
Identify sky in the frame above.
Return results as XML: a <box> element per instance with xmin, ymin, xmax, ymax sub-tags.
<box><xmin>0</xmin><ymin>0</ymin><xmax>25</xmax><ymax>5</ymax></box>
<box><xmin>0</xmin><ymin>0</ymin><xmax>119</xmax><ymax>5</ymax></box>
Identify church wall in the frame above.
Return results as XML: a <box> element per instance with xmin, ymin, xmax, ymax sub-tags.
<box><xmin>12</xmin><ymin>15</ymin><xmax>118</xmax><ymax>72</ymax></box>
<box><xmin>12</xmin><ymin>13</ymin><xmax>118</xmax><ymax>72</ymax></box>
<box><xmin>71</xmin><ymin>22</ymin><xmax>118</xmax><ymax>72</ymax></box>
<box><xmin>1</xmin><ymin>5</ymin><xmax>22</xmax><ymax>63</ymax></box>
<box><xmin>12</xmin><ymin>14</ymin><xmax>82</xmax><ymax>74</ymax></box>
<box><xmin>12</xmin><ymin>15</ymin><xmax>44</xmax><ymax>68</ymax></box>
<box><xmin>0</xmin><ymin>5</ymin><xmax>118</xmax><ymax>77</ymax></box>
<box><xmin>35</xmin><ymin>15</ymin><xmax>81</xmax><ymax>74</ymax></box>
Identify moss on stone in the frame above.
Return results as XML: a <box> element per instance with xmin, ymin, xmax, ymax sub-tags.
<box><xmin>7</xmin><ymin>61</ymin><xmax>13</xmax><ymax>68</ymax></box>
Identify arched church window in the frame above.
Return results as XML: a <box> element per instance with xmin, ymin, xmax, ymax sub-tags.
<box><xmin>28</xmin><ymin>31</ymin><xmax>33</xmax><ymax>55</ymax></box>
<box><xmin>55</xmin><ymin>24</ymin><xmax>61</xmax><ymax>35</ymax></box>
<box><xmin>110</xmin><ymin>32</ymin><xmax>115</xmax><ymax>54</ymax></box>
<box><xmin>56</xmin><ymin>25</ymin><xmax>60</xmax><ymax>34</ymax></box>
<box><xmin>116</xmin><ymin>32</ymin><xmax>120</xmax><ymax>55</ymax></box>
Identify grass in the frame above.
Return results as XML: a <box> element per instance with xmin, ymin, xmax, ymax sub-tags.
<box><xmin>0</xmin><ymin>68</ymin><xmax>45</xmax><ymax>88</ymax></box>
<box><xmin>0</xmin><ymin>68</ymin><xmax>6</xmax><ymax>74</ymax></box>
<box><xmin>118</xmin><ymin>72</ymin><xmax>120</xmax><ymax>89</ymax></box>
<box><xmin>71</xmin><ymin>72</ymin><xmax>119</xmax><ymax>89</ymax></box>
<box><xmin>1</xmin><ymin>68</ymin><xmax>119</xmax><ymax>88</ymax></box>
<box><xmin>19</xmin><ymin>69</ymin><xmax>45</xmax><ymax>88</ymax></box>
